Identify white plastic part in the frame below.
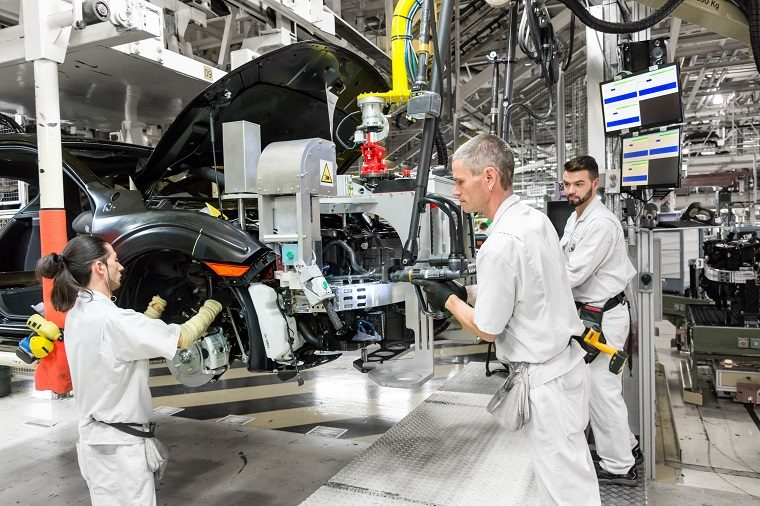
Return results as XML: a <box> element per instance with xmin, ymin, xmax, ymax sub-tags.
<box><xmin>296</xmin><ymin>262</ymin><xmax>334</xmax><ymax>306</ymax></box>
<box><xmin>248</xmin><ymin>283</ymin><xmax>304</xmax><ymax>361</ymax></box>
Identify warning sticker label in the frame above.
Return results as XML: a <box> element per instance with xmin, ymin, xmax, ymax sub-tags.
<box><xmin>320</xmin><ymin>160</ymin><xmax>334</xmax><ymax>186</ymax></box>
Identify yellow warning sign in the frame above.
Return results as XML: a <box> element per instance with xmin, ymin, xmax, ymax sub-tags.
<box><xmin>320</xmin><ymin>163</ymin><xmax>333</xmax><ymax>185</ymax></box>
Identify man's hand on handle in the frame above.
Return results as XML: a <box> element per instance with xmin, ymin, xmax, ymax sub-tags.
<box><xmin>413</xmin><ymin>280</ymin><xmax>467</xmax><ymax>314</ymax></box>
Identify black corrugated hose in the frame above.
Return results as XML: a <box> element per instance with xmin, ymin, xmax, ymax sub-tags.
<box><xmin>564</xmin><ymin>0</ymin><xmax>757</xmax><ymax>76</ymax></box>
<box><xmin>434</xmin><ymin>125</ymin><xmax>448</xmax><ymax>168</ymax></box>
<box><xmin>556</xmin><ymin>0</ymin><xmax>684</xmax><ymax>34</ymax></box>
<box><xmin>726</xmin><ymin>0</ymin><xmax>759</xmax><ymax>74</ymax></box>
<box><xmin>562</xmin><ymin>14</ymin><xmax>575</xmax><ymax>72</ymax></box>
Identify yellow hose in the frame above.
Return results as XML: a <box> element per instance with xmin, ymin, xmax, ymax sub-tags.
<box><xmin>358</xmin><ymin>0</ymin><xmax>420</xmax><ymax>105</ymax></box>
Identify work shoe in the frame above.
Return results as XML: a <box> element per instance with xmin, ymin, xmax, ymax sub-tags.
<box><xmin>591</xmin><ymin>445</ymin><xmax>645</xmax><ymax>467</ymax></box>
<box><xmin>596</xmin><ymin>464</ymin><xmax>639</xmax><ymax>487</ymax></box>
<box><xmin>631</xmin><ymin>444</ymin><xmax>645</xmax><ymax>467</ymax></box>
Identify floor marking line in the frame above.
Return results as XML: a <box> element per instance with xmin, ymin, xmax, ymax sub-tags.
<box><xmin>745</xmin><ymin>403</ymin><xmax>760</xmax><ymax>433</ymax></box>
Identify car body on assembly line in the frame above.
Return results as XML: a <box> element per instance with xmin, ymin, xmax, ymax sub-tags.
<box><xmin>0</xmin><ymin>42</ymin><xmax>428</xmax><ymax>386</ymax></box>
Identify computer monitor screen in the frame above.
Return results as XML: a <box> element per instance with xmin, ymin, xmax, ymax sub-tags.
<box><xmin>601</xmin><ymin>64</ymin><xmax>683</xmax><ymax>134</ymax></box>
<box><xmin>545</xmin><ymin>200</ymin><xmax>575</xmax><ymax>237</ymax></box>
<box><xmin>621</xmin><ymin>127</ymin><xmax>681</xmax><ymax>189</ymax></box>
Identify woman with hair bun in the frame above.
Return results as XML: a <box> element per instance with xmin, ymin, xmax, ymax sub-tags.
<box><xmin>37</xmin><ymin>235</ymin><xmax>222</xmax><ymax>505</ymax></box>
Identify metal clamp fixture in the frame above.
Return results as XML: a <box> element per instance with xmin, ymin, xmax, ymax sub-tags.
<box><xmin>704</xmin><ymin>266</ymin><xmax>758</xmax><ymax>284</ymax></box>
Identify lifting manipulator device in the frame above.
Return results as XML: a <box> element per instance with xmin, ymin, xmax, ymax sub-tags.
<box><xmin>353</xmin><ymin>0</ymin><xmax>463</xmax><ymax>276</ymax></box>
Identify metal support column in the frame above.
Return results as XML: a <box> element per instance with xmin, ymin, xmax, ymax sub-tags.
<box><xmin>452</xmin><ymin>0</ymin><xmax>461</xmax><ymax>149</ymax></box>
<box><xmin>34</xmin><ymin>58</ymin><xmax>68</xmax><ymax>327</ymax></box>
<box><xmin>500</xmin><ymin>3</ymin><xmax>518</xmax><ymax>142</ymax></box>
<box><xmin>585</xmin><ymin>5</ymin><xmax>606</xmax><ymax>168</ymax></box>
<box><xmin>556</xmin><ymin>69</ymin><xmax>565</xmax><ymax>179</ymax></box>
<box><xmin>753</xmin><ymin>153</ymin><xmax>757</xmax><ymax>225</ymax></box>
<box><xmin>384</xmin><ymin>0</ymin><xmax>393</xmax><ymax>49</ymax></box>
<box><xmin>23</xmin><ymin>0</ymin><xmax>72</xmax><ymax>328</ymax></box>
<box><xmin>635</xmin><ymin>229</ymin><xmax>656</xmax><ymax>479</ymax></box>
<box><xmin>488</xmin><ymin>52</ymin><xmax>502</xmax><ymax>136</ymax></box>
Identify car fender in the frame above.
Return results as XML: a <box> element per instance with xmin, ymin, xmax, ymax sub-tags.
<box><xmin>86</xmin><ymin>182</ymin><xmax>272</xmax><ymax>268</ymax></box>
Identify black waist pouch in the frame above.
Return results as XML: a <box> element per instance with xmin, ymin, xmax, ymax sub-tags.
<box><xmin>574</xmin><ymin>305</ymin><xmax>606</xmax><ymax>363</ymax></box>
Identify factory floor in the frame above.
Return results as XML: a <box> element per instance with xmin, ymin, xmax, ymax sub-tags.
<box><xmin>0</xmin><ymin>339</ymin><xmax>757</xmax><ymax>505</ymax></box>
<box><xmin>654</xmin><ymin>322</ymin><xmax>760</xmax><ymax>503</ymax></box>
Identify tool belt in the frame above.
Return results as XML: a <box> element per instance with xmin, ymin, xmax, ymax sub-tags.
<box><xmin>573</xmin><ymin>292</ymin><xmax>626</xmax><ymax>364</ymax></box>
<box><xmin>94</xmin><ymin>419</ymin><xmax>169</xmax><ymax>478</ymax></box>
<box><xmin>97</xmin><ymin>420</ymin><xmax>156</xmax><ymax>438</ymax></box>
<box><xmin>574</xmin><ymin>291</ymin><xmax>627</xmax><ymax>318</ymax></box>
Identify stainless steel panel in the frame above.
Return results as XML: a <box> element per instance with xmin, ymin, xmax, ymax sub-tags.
<box><xmin>222</xmin><ymin>121</ymin><xmax>261</xmax><ymax>194</ymax></box>
<box><xmin>256</xmin><ymin>138</ymin><xmax>337</xmax><ymax>196</ymax></box>
<box><xmin>331</xmin><ymin>282</ymin><xmax>405</xmax><ymax>310</ymax></box>
<box><xmin>0</xmin><ymin>46</ymin><xmax>210</xmax><ymax>131</ymax></box>
<box><xmin>304</xmin><ymin>400</ymin><xmax>540</xmax><ymax>506</ymax></box>
<box><xmin>302</xmin><ymin>362</ymin><xmax>649</xmax><ymax>505</ymax></box>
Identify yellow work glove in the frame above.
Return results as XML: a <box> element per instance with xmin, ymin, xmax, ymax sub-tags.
<box><xmin>144</xmin><ymin>295</ymin><xmax>167</xmax><ymax>319</ymax></box>
<box><xmin>26</xmin><ymin>314</ymin><xmax>61</xmax><ymax>341</ymax></box>
<box><xmin>178</xmin><ymin>299</ymin><xmax>223</xmax><ymax>348</ymax></box>
<box><xmin>29</xmin><ymin>335</ymin><xmax>55</xmax><ymax>358</ymax></box>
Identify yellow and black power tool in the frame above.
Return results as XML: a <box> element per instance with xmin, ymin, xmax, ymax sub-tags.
<box><xmin>575</xmin><ymin>327</ymin><xmax>628</xmax><ymax>375</ymax></box>
<box><xmin>16</xmin><ymin>315</ymin><xmax>62</xmax><ymax>364</ymax></box>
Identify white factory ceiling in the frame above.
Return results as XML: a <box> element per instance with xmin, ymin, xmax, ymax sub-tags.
<box><xmin>0</xmin><ymin>0</ymin><xmax>757</xmax><ymax>176</ymax></box>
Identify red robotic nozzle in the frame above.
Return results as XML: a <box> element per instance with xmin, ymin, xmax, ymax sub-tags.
<box><xmin>360</xmin><ymin>134</ymin><xmax>388</xmax><ymax>177</ymax></box>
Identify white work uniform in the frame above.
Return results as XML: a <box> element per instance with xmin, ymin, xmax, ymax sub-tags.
<box><xmin>561</xmin><ymin>197</ymin><xmax>638</xmax><ymax>475</ymax></box>
<box><xmin>476</xmin><ymin>195</ymin><xmax>600</xmax><ymax>506</ymax></box>
<box><xmin>65</xmin><ymin>290</ymin><xmax>180</xmax><ymax>506</ymax></box>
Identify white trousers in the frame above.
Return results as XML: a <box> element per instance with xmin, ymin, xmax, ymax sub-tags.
<box><xmin>525</xmin><ymin>359</ymin><xmax>601</xmax><ymax>506</ymax></box>
<box><xmin>77</xmin><ymin>439</ymin><xmax>156</xmax><ymax>506</ymax></box>
<box><xmin>590</xmin><ymin>304</ymin><xmax>637</xmax><ymax>474</ymax></box>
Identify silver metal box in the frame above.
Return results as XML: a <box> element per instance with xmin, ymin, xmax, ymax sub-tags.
<box><xmin>256</xmin><ymin>138</ymin><xmax>337</xmax><ymax>197</ymax></box>
<box><xmin>407</xmin><ymin>91</ymin><xmax>441</xmax><ymax>119</ymax></box>
<box><xmin>222</xmin><ymin>121</ymin><xmax>261</xmax><ymax>194</ymax></box>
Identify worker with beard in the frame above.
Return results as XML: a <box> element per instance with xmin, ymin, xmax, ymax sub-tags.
<box><xmin>560</xmin><ymin>155</ymin><xmax>640</xmax><ymax>486</ymax></box>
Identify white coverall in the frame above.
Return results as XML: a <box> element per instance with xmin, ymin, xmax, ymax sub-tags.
<box><xmin>561</xmin><ymin>197</ymin><xmax>638</xmax><ymax>474</ymax></box>
<box><xmin>65</xmin><ymin>290</ymin><xmax>180</xmax><ymax>506</ymax></box>
<box><xmin>476</xmin><ymin>195</ymin><xmax>600</xmax><ymax>506</ymax></box>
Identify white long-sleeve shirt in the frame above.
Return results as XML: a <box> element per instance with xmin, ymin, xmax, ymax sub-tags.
<box><xmin>65</xmin><ymin>290</ymin><xmax>180</xmax><ymax>444</ymax></box>
<box><xmin>560</xmin><ymin>198</ymin><xmax>636</xmax><ymax>307</ymax></box>
<box><xmin>474</xmin><ymin>195</ymin><xmax>585</xmax><ymax>384</ymax></box>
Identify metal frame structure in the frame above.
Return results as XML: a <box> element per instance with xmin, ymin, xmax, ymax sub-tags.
<box><xmin>628</xmin><ymin>228</ymin><xmax>656</xmax><ymax>479</ymax></box>
<box><xmin>0</xmin><ymin>1</ymin><xmax>756</xmax><ymax>184</ymax></box>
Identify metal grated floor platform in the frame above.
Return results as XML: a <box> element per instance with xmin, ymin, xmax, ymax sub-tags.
<box><xmin>302</xmin><ymin>362</ymin><xmax>647</xmax><ymax>505</ymax></box>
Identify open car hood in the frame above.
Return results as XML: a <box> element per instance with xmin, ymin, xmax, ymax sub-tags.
<box><xmin>134</xmin><ymin>42</ymin><xmax>388</xmax><ymax>193</ymax></box>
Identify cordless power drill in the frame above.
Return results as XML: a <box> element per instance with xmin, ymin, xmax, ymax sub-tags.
<box><xmin>578</xmin><ymin>327</ymin><xmax>628</xmax><ymax>375</ymax></box>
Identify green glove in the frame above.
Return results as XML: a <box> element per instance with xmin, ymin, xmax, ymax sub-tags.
<box><xmin>413</xmin><ymin>280</ymin><xmax>467</xmax><ymax>313</ymax></box>
<box><xmin>179</xmin><ymin>299</ymin><xmax>223</xmax><ymax>348</ymax></box>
